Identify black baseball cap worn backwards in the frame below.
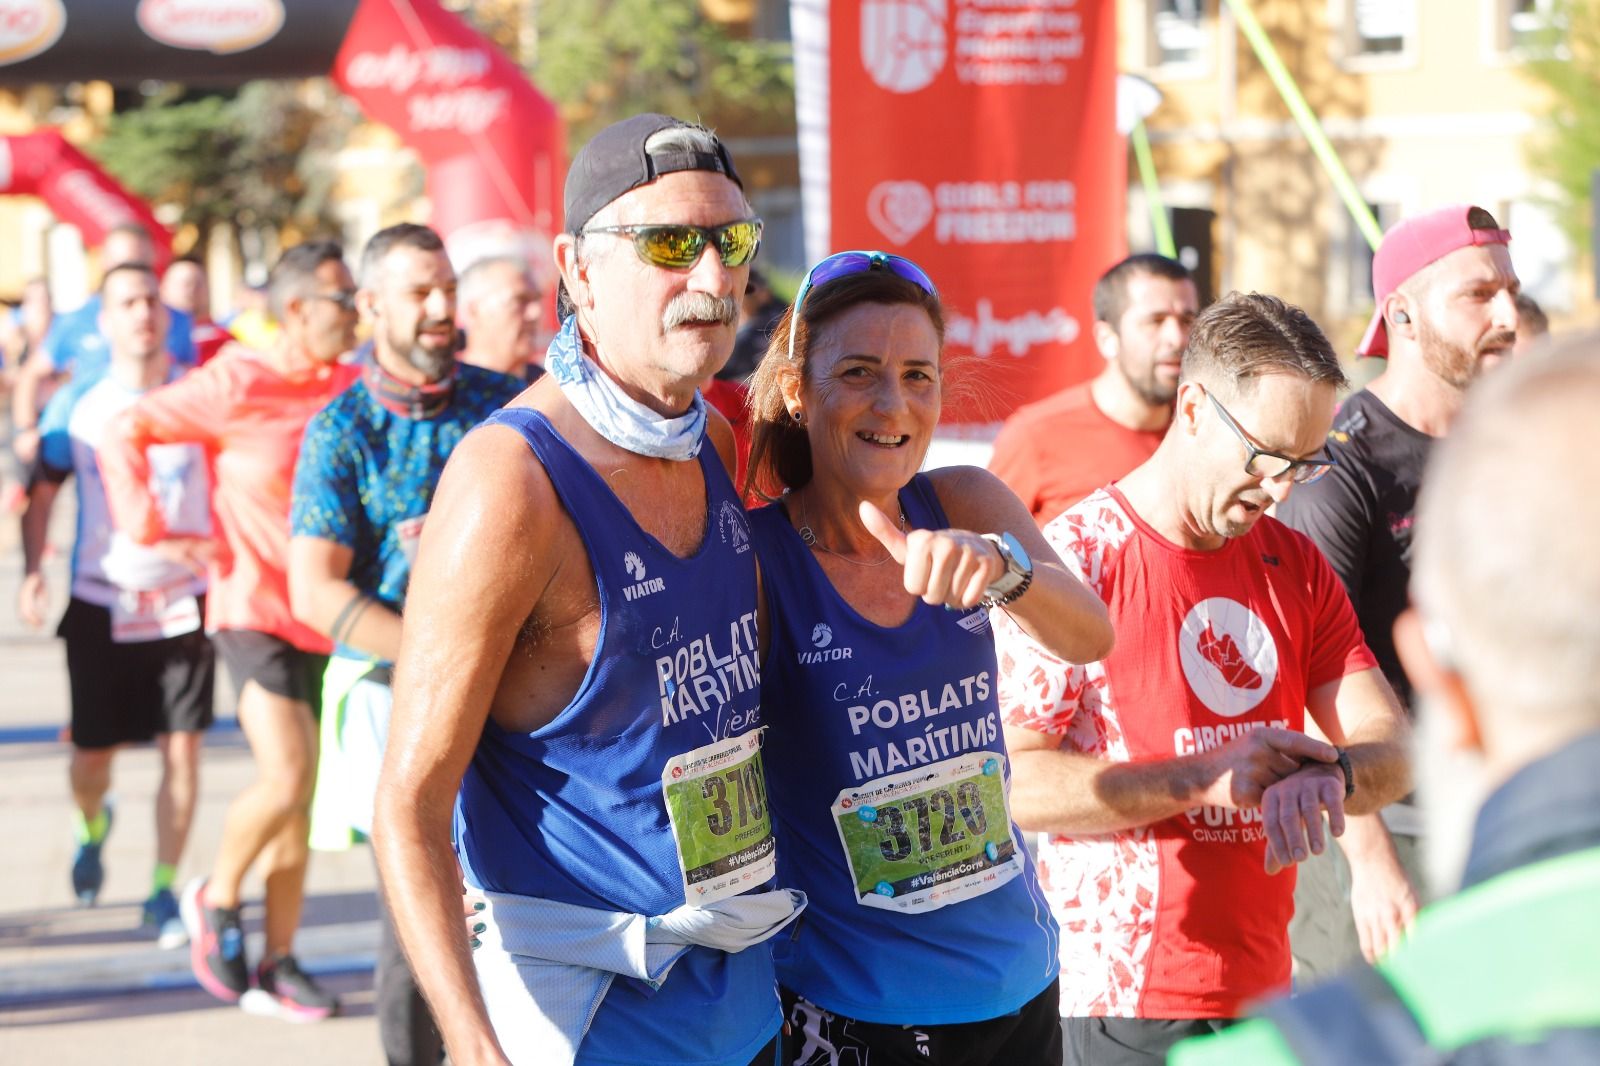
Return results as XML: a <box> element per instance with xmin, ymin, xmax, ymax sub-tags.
<box><xmin>563</xmin><ymin>113</ymin><xmax>743</xmax><ymax>235</ymax></box>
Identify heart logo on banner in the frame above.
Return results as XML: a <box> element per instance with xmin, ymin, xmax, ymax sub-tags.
<box><xmin>867</xmin><ymin>181</ymin><xmax>934</xmax><ymax>246</ymax></box>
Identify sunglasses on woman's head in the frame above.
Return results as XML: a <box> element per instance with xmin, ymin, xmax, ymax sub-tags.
<box><xmin>582</xmin><ymin>220</ymin><xmax>764</xmax><ymax>271</ymax></box>
<box><xmin>786</xmin><ymin>251</ymin><xmax>938</xmax><ymax>360</ymax></box>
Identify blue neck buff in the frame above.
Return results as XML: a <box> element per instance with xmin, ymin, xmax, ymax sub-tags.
<box><xmin>545</xmin><ymin>316</ymin><xmax>706</xmax><ymax>461</ymax></box>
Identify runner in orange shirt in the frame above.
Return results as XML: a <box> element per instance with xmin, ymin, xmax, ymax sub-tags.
<box><xmin>99</xmin><ymin>241</ymin><xmax>361</xmax><ymax>1021</ymax></box>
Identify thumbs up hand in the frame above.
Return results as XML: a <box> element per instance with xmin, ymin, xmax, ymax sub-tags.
<box><xmin>859</xmin><ymin>499</ymin><xmax>1004</xmax><ymax>609</ymax></box>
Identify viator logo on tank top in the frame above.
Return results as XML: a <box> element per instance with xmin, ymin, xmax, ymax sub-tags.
<box><xmin>1177</xmin><ymin>597</ymin><xmax>1280</xmax><ymax>718</ymax></box>
<box><xmin>622</xmin><ymin>550</ymin><xmax>666</xmax><ymax>601</ymax></box>
<box><xmin>798</xmin><ymin>622</ymin><xmax>853</xmax><ymax>665</ymax></box>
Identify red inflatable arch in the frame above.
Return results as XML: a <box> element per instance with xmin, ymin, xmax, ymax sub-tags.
<box><xmin>0</xmin><ymin>0</ymin><xmax>563</xmax><ymax>265</ymax></box>
<box><xmin>0</xmin><ymin>128</ymin><xmax>173</xmax><ymax>268</ymax></box>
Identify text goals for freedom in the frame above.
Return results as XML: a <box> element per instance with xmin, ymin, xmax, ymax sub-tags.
<box><xmin>796</xmin><ymin>0</ymin><xmax>1126</xmax><ymax>421</ymax></box>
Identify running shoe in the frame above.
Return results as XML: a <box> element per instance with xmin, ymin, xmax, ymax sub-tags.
<box><xmin>142</xmin><ymin>888</ymin><xmax>188</xmax><ymax>950</ymax></box>
<box><xmin>240</xmin><ymin>954</ymin><xmax>340</xmax><ymax>1023</ymax></box>
<box><xmin>70</xmin><ymin>804</ymin><xmax>113</xmax><ymax>906</ymax></box>
<box><xmin>180</xmin><ymin>877</ymin><xmax>250</xmax><ymax>1003</ymax></box>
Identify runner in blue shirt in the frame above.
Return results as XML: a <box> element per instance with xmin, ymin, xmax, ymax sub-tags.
<box><xmin>742</xmin><ymin>251</ymin><xmax>1113</xmax><ymax>1065</ymax></box>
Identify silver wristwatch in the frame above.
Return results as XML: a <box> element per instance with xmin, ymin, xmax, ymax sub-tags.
<box><xmin>979</xmin><ymin>532</ymin><xmax>1034</xmax><ymax>608</ymax></box>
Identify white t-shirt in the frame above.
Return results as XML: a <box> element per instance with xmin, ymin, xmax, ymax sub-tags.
<box><xmin>61</xmin><ymin>374</ymin><xmax>210</xmax><ymax>607</ymax></box>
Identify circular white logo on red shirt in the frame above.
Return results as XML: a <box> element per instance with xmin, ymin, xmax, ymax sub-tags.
<box><xmin>1177</xmin><ymin>597</ymin><xmax>1279</xmax><ymax>718</ymax></box>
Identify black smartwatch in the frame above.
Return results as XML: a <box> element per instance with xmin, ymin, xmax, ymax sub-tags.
<box><xmin>1334</xmin><ymin>746</ymin><xmax>1355</xmax><ymax>799</ymax></box>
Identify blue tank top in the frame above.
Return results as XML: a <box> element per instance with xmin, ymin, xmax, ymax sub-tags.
<box><xmin>751</xmin><ymin>474</ymin><xmax>1059</xmax><ymax>1026</ymax></box>
<box><xmin>455</xmin><ymin>408</ymin><xmax>778</xmax><ymax>1066</ymax></box>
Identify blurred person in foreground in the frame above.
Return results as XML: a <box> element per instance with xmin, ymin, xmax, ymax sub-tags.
<box><xmin>1278</xmin><ymin>205</ymin><xmax>1520</xmax><ymax>980</ymax></box>
<box><xmin>989</xmin><ymin>254</ymin><xmax>1199</xmax><ymax>526</ymax></box>
<box><xmin>456</xmin><ymin>256</ymin><xmax>546</xmax><ymax>381</ymax></box>
<box><xmin>998</xmin><ymin>292</ymin><xmax>1413</xmax><ymax>1065</ymax></box>
<box><xmin>101</xmin><ymin>241</ymin><xmax>362</xmax><ymax>1021</ymax></box>
<box><xmin>1174</xmin><ymin>337</ymin><xmax>1600</xmax><ymax>1065</ymax></box>
<box><xmin>17</xmin><ymin>263</ymin><xmax>213</xmax><ymax>943</ymax></box>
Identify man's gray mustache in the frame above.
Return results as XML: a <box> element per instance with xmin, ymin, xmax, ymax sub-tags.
<box><xmin>663</xmin><ymin>293</ymin><xmax>738</xmax><ymax>330</ymax></box>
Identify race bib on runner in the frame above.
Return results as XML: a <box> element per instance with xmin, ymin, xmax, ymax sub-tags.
<box><xmin>833</xmin><ymin>751</ymin><xmax>1021</xmax><ymax>914</ymax></box>
<box><xmin>111</xmin><ymin>590</ymin><xmax>202</xmax><ymax>644</ymax></box>
<box><xmin>661</xmin><ymin>729</ymin><xmax>776</xmax><ymax>905</ymax></box>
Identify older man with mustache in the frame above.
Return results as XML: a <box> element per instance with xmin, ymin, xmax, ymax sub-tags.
<box><xmin>373</xmin><ymin>116</ymin><xmax>798</xmax><ymax>1066</ymax></box>
<box><xmin>1278</xmin><ymin>205</ymin><xmax>1520</xmax><ymax>982</ymax></box>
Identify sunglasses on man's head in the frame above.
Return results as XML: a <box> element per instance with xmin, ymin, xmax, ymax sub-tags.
<box><xmin>582</xmin><ymin>219</ymin><xmax>763</xmax><ymax>271</ymax></box>
<box><xmin>786</xmin><ymin>250</ymin><xmax>938</xmax><ymax>360</ymax></box>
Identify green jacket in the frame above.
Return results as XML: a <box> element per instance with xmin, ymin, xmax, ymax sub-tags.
<box><xmin>1173</xmin><ymin>846</ymin><xmax>1600</xmax><ymax>1064</ymax></box>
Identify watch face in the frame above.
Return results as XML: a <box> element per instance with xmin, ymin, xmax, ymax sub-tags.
<box><xmin>1001</xmin><ymin>531</ymin><xmax>1031</xmax><ymax>574</ymax></box>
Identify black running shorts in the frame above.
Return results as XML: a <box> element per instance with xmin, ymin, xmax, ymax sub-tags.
<box><xmin>59</xmin><ymin>596</ymin><xmax>215</xmax><ymax>750</ymax></box>
<box><xmin>212</xmin><ymin>628</ymin><xmax>328</xmax><ymax>719</ymax></box>
<box><xmin>783</xmin><ymin>981</ymin><xmax>1061</xmax><ymax>1065</ymax></box>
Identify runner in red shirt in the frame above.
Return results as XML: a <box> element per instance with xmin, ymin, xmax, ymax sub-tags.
<box><xmin>101</xmin><ymin>241</ymin><xmax>360</xmax><ymax>1021</ymax></box>
<box><xmin>990</xmin><ymin>255</ymin><xmax>1198</xmax><ymax>526</ymax></box>
<box><xmin>998</xmin><ymin>292</ymin><xmax>1413</xmax><ymax>1065</ymax></box>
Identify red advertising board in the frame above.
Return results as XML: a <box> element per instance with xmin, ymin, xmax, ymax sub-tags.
<box><xmin>333</xmin><ymin>0</ymin><xmax>563</xmax><ymax>267</ymax></box>
<box><xmin>826</xmin><ymin>0</ymin><xmax>1124</xmax><ymax>422</ymax></box>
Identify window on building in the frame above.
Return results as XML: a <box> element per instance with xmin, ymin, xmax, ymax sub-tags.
<box><xmin>1510</xmin><ymin>0</ymin><xmax>1553</xmax><ymax>45</ymax></box>
<box><xmin>1495</xmin><ymin>0</ymin><xmax>1562</xmax><ymax>55</ymax></box>
<box><xmin>1170</xmin><ymin>207</ymin><xmax>1216</xmax><ymax>304</ymax></box>
<box><xmin>1350</xmin><ymin>0</ymin><xmax>1411</xmax><ymax>56</ymax></box>
<box><xmin>1151</xmin><ymin>0</ymin><xmax>1206</xmax><ymax>69</ymax></box>
<box><xmin>1340</xmin><ymin>201</ymin><xmax>1398</xmax><ymax>318</ymax></box>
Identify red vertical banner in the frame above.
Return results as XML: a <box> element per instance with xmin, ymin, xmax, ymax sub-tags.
<box><xmin>826</xmin><ymin>0</ymin><xmax>1123</xmax><ymax>422</ymax></box>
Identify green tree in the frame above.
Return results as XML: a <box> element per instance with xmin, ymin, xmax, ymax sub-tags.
<box><xmin>92</xmin><ymin>81</ymin><xmax>360</xmax><ymax>260</ymax></box>
<box><xmin>461</xmin><ymin>0</ymin><xmax>796</xmax><ymax>150</ymax></box>
<box><xmin>1522</xmin><ymin>0</ymin><xmax>1600</xmax><ymax>254</ymax></box>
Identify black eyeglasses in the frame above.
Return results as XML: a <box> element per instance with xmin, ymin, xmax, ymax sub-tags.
<box><xmin>581</xmin><ymin>219</ymin><xmax>763</xmax><ymax>270</ymax></box>
<box><xmin>310</xmin><ymin>290</ymin><xmax>358</xmax><ymax>313</ymax></box>
<box><xmin>1205</xmin><ymin>390</ymin><xmax>1336</xmax><ymax>484</ymax></box>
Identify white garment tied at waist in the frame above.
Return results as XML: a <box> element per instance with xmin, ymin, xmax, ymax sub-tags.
<box><xmin>473</xmin><ymin>886</ymin><xmax>806</xmax><ymax>1066</ymax></box>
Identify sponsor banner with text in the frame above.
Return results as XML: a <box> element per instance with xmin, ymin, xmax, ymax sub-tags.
<box><xmin>0</xmin><ymin>0</ymin><xmax>560</xmax><ymax>267</ymax></box>
<box><xmin>815</xmin><ymin>0</ymin><xmax>1123</xmax><ymax>421</ymax></box>
<box><xmin>332</xmin><ymin>0</ymin><xmax>562</xmax><ymax>263</ymax></box>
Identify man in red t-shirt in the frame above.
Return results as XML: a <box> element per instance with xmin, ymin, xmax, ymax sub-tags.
<box><xmin>990</xmin><ymin>254</ymin><xmax>1199</xmax><ymax>526</ymax></box>
<box><xmin>998</xmin><ymin>292</ymin><xmax>1413</xmax><ymax>1065</ymax></box>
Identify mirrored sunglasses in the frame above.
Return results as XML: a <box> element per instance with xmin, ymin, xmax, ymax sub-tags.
<box><xmin>582</xmin><ymin>219</ymin><xmax>763</xmax><ymax>270</ymax></box>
